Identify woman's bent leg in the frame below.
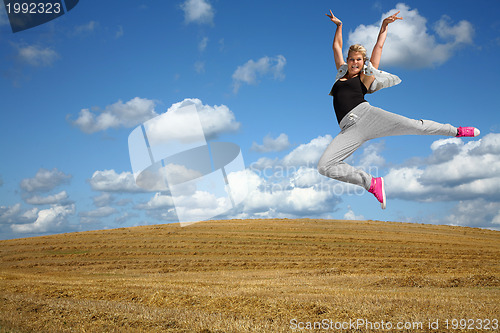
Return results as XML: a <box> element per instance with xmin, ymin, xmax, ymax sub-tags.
<box><xmin>318</xmin><ymin>126</ymin><xmax>372</xmax><ymax>190</ymax></box>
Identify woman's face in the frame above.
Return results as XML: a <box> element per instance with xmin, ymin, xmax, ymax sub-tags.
<box><xmin>347</xmin><ymin>51</ymin><xmax>364</xmax><ymax>76</ymax></box>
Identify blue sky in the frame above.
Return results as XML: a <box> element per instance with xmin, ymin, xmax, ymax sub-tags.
<box><xmin>1</xmin><ymin>0</ymin><xmax>500</xmax><ymax>239</ymax></box>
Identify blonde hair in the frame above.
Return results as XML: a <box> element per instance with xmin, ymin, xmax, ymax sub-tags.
<box><xmin>347</xmin><ymin>44</ymin><xmax>368</xmax><ymax>62</ymax></box>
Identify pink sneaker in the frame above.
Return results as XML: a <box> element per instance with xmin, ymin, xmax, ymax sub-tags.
<box><xmin>368</xmin><ymin>177</ymin><xmax>386</xmax><ymax>209</ymax></box>
<box><xmin>456</xmin><ymin>127</ymin><xmax>480</xmax><ymax>137</ymax></box>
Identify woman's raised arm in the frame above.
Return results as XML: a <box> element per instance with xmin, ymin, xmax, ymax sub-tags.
<box><xmin>370</xmin><ymin>11</ymin><xmax>403</xmax><ymax>69</ymax></box>
<box><xmin>326</xmin><ymin>10</ymin><xmax>345</xmax><ymax>70</ymax></box>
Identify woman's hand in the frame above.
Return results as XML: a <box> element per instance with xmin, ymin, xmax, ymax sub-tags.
<box><xmin>382</xmin><ymin>11</ymin><xmax>403</xmax><ymax>26</ymax></box>
<box><xmin>326</xmin><ymin>10</ymin><xmax>342</xmax><ymax>26</ymax></box>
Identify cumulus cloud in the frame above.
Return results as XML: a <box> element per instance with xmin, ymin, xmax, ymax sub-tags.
<box><xmin>356</xmin><ymin>142</ymin><xmax>386</xmax><ymax>170</ymax></box>
<box><xmin>89</xmin><ymin>170</ymin><xmax>144</xmax><ymax>192</ymax></box>
<box><xmin>25</xmin><ymin>191</ymin><xmax>69</xmax><ymax>205</ymax></box>
<box><xmin>145</xmin><ymin>98</ymin><xmax>240</xmax><ymax>142</ymax></box>
<box><xmin>0</xmin><ymin>204</ymin><xmax>40</xmax><ymax>231</ymax></box>
<box><xmin>344</xmin><ymin>206</ymin><xmax>365</xmax><ymax>220</ymax></box>
<box><xmin>20</xmin><ymin>168</ymin><xmax>72</xmax><ymax>193</ymax></box>
<box><xmin>11</xmin><ymin>204</ymin><xmax>75</xmax><ymax>234</ymax></box>
<box><xmin>69</xmin><ymin>97</ymin><xmax>158</xmax><ymax>134</ymax></box>
<box><xmin>348</xmin><ymin>3</ymin><xmax>474</xmax><ymax>68</ymax></box>
<box><xmin>70</xmin><ymin>98</ymin><xmax>239</xmax><ymax>140</ymax></box>
<box><xmin>248</xmin><ymin>135</ymin><xmax>333</xmax><ymax>176</ymax></box>
<box><xmin>251</xmin><ymin>133</ymin><xmax>291</xmax><ymax>153</ymax></box>
<box><xmin>232</xmin><ymin>55</ymin><xmax>286</xmax><ymax>93</ymax></box>
<box><xmin>180</xmin><ymin>0</ymin><xmax>214</xmax><ymax>25</ymax></box>
<box><xmin>17</xmin><ymin>44</ymin><xmax>59</xmax><ymax>67</ymax></box>
<box><xmin>228</xmin><ymin>168</ymin><xmax>342</xmax><ymax>219</ymax></box>
<box><xmin>0</xmin><ymin>204</ymin><xmax>23</xmax><ymax>224</ymax></box>
<box><xmin>136</xmin><ymin>192</ymin><xmax>174</xmax><ymax>210</ymax></box>
<box><xmin>282</xmin><ymin>135</ymin><xmax>332</xmax><ymax>167</ymax></box>
<box><xmin>385</xmin><ymin>133</ymin><xmax>500</xmax><ymax>204</ymax></box>
<box><xmin>445</xmin><ymin>199</ymin><xmax>500</xmax><ymax>230</ymax></box>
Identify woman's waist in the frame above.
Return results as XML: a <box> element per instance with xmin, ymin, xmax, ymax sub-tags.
<box><xmin>338</xmin><ymin>102</ymin><xmax>371</xmax><ymax>129</ymax></box>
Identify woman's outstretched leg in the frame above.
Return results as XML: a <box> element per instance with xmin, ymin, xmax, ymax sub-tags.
<box><xmin>358</xmin><ymin>105</ymin><xmax>458</xmax><ymax>139</ymax></box>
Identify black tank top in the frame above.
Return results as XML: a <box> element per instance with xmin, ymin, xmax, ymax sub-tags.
<box><xmin>330</xmin><ymin>75</ymin><xmax>367</xmax><ymax>124</ymax></box>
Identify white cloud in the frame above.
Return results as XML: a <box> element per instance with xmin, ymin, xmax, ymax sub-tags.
<box><xmin>25</xmin><ymin>191</ymin><xmax>69</xmax><ymax>205</ymax></box>
<box><xmin>194</xmin><ymin>60</ymin><xmax>205</xmax><ymax>73</ymax></box>
<box><xmin>446</xmin><ymin>199</ymin><xmax>500</xmax><ymax>230</ymax></box>
<box><xmin>163</xmin><ymin>163</ymin><xmax>203</xmax><ymax>185</ymax></box>
<box><xmin>17</xmin><ymin>44</ymin><xmax>59</xmax><ymax>67</ymax></box>
<box><xmin>79</xmin><ymin>206</ymin><xmax>117</xmax><ymax>219</ymax></box>
<box><xmin>145</xmin><ymin>98</ymin><xmax>240</xmax><ymax>142</ymax></box>
<box><xmin>385</xmin><ymin>133</ymin><xmax>500</xmax><ymax>204</ymax></box>
<box><xmin>251</xmin><ymin>133</ymin><xmax>291</xmax><ymax>153</ymax></box>
<box><xmin>348</xmin><ymin>3</ymin><xmax>474</xmax><ymax>68</ymax></box>
<box><xmin>290</xmin><ymin>166</ymin><xmax>326</xmax><ymax>189</ymax></box>
<box><xmin>356</xmin><ymin>142</ymin><xmax>386</xmax><ymax>171</ymax></box>
<box><xmin>69</xmin><ymin>97</ymin><xmax>158</xmax><ymax>134</ymax></box>
<box><xmin>89</xmin><ymin>170</ymin><xmax>144</xmax><ymax>192</ymax></box>
<box><xmin>231</xmin><ymin>168</ymin><xmax>341</xmax><ymax>219</ymax></box>
<box><xmin>248</xmin><ymin>157</ymin><xmax>279</xmax><ymax>172</ymax></box>
<box><xmin>199</xmin><ymin>37</ymin><xmax>208</xmax><ymax>51</ymax></box>
<box><xmin>136</xmin><ymin>192</ymin><xmax>174</xmax><ymax>210</ymax></box>
<box><xmin>20</xmin><ymin>168</ymin><xmax>72</xmax><ymax>193</ymax></box>
<box><xmin>283</xmin><ymin>135</ymin><xmax>332</xmax><ymax>167</ymax></box>
<box><xmin>115</xmin><ymin>212</ymin><xmax>138</xmax><ymax>224</ymax></box>
<box><xmin>172</xmin><ymin>190</ymin><xmax>231</xmax><ymax>222</ymax></box>
<box><xmin>0</xmin><ymin>204</ymin><xmax>40</xmax><ymax>227</ymax></box>
<box><xmin>73</xmin><ymin>21</ymin><xmax>97</xmax><ymax>35</ymax></box>
<box><xmin>71</xmin><ymin>98</ymin><xmax>239</xmax><ymax>141</ymax></box>
<box><xmin>0</xmin><ymin>203</ymin><xmax>22</xmax><ymax>224</ymax></box>
<box><xmin>232</xmin><ymin>55</ymin><xmax>286</xmax><ymax>93</ymax></box>
<box><xmin>344</xmin><ymin>206</ymin><xmax>365</xmax><ymax>220</ymax></box>
<box><xmin>180</xmin><ymin>0</ymin><xmax>214</xmax><ymax>25</ymax></box>
<box><xmin>93</xmin><ymin>193</ymin><xmax>114</xmax><ymax>207</ymax></box>
<box><xmin>11</xmin><ymin>204</ymin><xmax>75</xmax><ymax>234</ymax></box>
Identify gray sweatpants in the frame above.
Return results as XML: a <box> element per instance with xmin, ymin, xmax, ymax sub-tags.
<box><xmin>317</xmin><ymin>102</ymin><xmax>457</xmax><ymax>190</ymax></box>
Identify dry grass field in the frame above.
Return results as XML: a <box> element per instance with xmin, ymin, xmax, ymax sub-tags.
<box><xmin>0</xmin><ymin>218</ymin><xmax>499</xmax><ymax>332</ymax></box>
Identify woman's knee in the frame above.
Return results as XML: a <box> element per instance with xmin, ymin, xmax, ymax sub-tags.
<box><xmin>318</xmin><ymin>159</ymin><xmax>340</xmax><ymax>178</ymax></box>
<box><xmin>317</xmin><ymin>159</ymin><xmax>328</xmax><ymax>176</ymax></box>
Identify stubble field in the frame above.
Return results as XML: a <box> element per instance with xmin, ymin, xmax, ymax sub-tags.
<box><xmin>0</xmin><ymin>218</ymin><xmax>499</xmax><ymax>332</ymax></box>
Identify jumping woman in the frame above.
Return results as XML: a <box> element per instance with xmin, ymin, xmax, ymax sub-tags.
<box><xmin>318</xmin><ymin>10</ymin><xmax>480</xmax><ymax>209</ymax></box>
